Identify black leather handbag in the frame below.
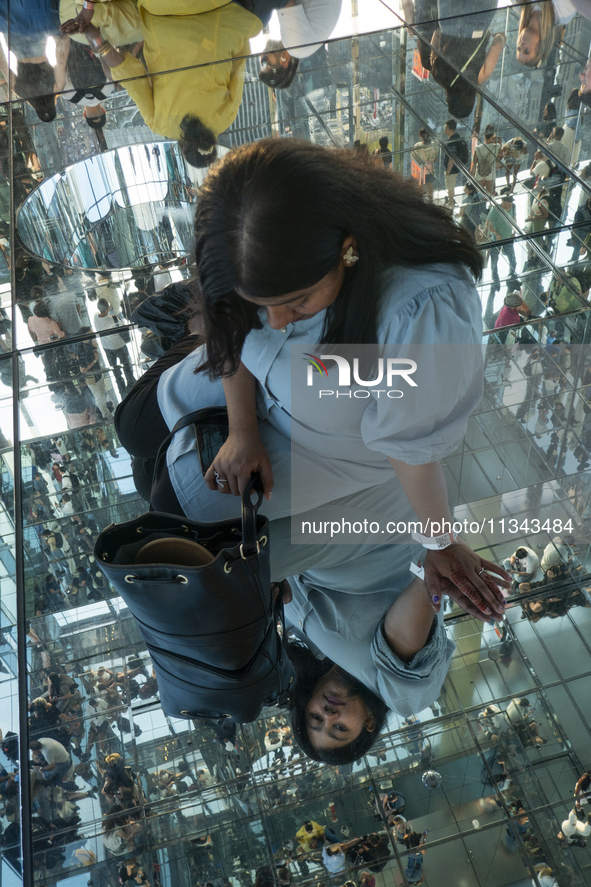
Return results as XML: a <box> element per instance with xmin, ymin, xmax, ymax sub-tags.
<box><xmin>94</xmin><ymin>474</ymin><xmax>295</xmax><ymax>722</ymax></box>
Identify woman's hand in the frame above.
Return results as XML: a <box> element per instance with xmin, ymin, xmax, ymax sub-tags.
<box><xmin>272</xmin><ymin>580</ymin><xmax>293</xmax><ymax>605</ymax></box>
<box><xmin>423</xmin><ymin>543</ymin><xmax>510</xmax><ymax>622</ymax></box>
<box><xmin>204</xmin><ymin>430</ymin><xmax>274</xmax><ymax>500</ymax></box>
<box><xmin>60</xmin><ymin>6</ymin><xmax>95</xmax><ymax>33</ymax></box>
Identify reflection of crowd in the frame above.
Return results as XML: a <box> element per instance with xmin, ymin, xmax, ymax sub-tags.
<box><xmin>16</xmin><ymin>269</ymin><xmax>139</xmax><ymax>418</ymax></box>
<box><xmin>4</xmin><ymin>625</ymin><xmax>159</xmax><ymax>874</ymax></box>
<box><xmin>0</xmin><ymin>633</ymin><xmax>161</xmax><ymax>874</ymax></box>
<box><xmin>476</xmin><ymin>707</ymin><xmax>591</xmax><ymax>881</ymax></box>
<box><xmin>501</xmin><ymin>535</ymin><xmax>589</xmax><ymax>621</ymax></box>
<box><xmin>24</xmin><ymin>425</ymin><xmax>125</xmax><ymax>614</ymax></box>
<box><xmin>4</xmin><ymin>6</ymin><xmax>591</xmax><ymax>887</ymax></box>
<box><xmin>260</xmin><ymin>717</ymin><xmax>439</xmax><ymax>886</ymax></box>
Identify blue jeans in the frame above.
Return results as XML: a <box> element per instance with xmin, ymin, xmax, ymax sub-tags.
<box><xmin>404</xmin><ymin>852</ymin><xmax>424</xmax><ymax>883</ymax></box>
<box><xmin>41</xmin><ymin>757</ymin><xmax>72</xmax><ymax>782</ymax></box>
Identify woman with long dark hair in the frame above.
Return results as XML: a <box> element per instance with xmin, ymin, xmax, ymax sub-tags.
<box><xmin>287</xmin><ymin>641</ymin><xmax>389</xmax><ymax>765</ymax></box>
<box><xmin>116</xmin><ymin>139</ymin><xmax>509</xmax><ymax>762</ymax></box>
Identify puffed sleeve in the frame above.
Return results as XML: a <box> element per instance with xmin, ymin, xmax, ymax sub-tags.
<box><xmin>286</xmin><ymin>559</ymin><xmax>456</xmax><ymax>718</ymax></box>
<box><xmin>360</xmin><ymin>263</ymin><xmax>484</xmax><ymax>464</ymax></box>
<box><xmin>371</xmin><ymin>610</ymin><xmax>455</xmax><ymax>717</ymax></box>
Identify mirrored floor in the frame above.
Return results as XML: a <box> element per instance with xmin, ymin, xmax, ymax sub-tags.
<box><xmin>3</xmin><ymin>1</ymin><xmax>591</xmax><ymax>886</ymax></box>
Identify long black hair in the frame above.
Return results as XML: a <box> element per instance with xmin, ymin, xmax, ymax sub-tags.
<box><xmin>287</xmin><ymin>642</ymin><xmax>388</xmax><ymax>765</ymax></box>
<box><xmin>179</xmin><ymin>115</ymin><xmax>218</xmax><ymax>169</ymax></box>
<box><xmin>193</xmin><ymin>139</ymin><xmax>482</xmax><ymax>378</ymax></box>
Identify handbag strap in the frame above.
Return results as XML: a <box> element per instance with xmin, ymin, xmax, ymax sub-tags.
<box><xmin>449</xmin><ymin>29</ymin><xmax>489</xmax><ymax>88</ymax></box>
<box><xmin>151</xmin><ymin>406</ymin><xmax>228</xmax><ymax>497</ymax></box>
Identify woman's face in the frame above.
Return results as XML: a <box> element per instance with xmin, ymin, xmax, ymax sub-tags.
<box><xmin>580</xmin><ymin>58</ymin><xmax>591</xmax><ymax>94</ymax></box>
<box><xmin>305</xmin><ymin>668</ymin><xmax>375</xmax><ymax>752</ymax></box>
<box><xmin>516</xmin><ymin>21</ymin><xmax>540</xmax><ymax>65</ymax></box>
<box><xmin>237</xmin><ymin>236</ymin><xmax>356</xmax><ymax>330</ymax></box>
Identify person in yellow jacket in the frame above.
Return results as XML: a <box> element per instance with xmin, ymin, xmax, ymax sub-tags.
<box><xmin>61</xmin><ymin>0</ymin><xmax>267</xmax><ymax>165</ymax></box>
<box><xmin>296</xmin><ymin>820</ymin><xmax>334</xmax><ymax>852</ymax></box>
<box><xmin>60</xmin><ymin>0</ymin><xmax>143</xmax><ymax>46</ymax></box>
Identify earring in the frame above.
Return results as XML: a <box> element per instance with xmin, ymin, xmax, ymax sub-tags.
<box><xmin>343</xmin><ymin>246</ymin><xmax>359</xmax><ymax>266</ymax></box>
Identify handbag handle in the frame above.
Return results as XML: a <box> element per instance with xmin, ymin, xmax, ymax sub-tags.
<box><xmin>241</xmin><ymin>474</ymin><xmax>264</xmax><ymax>558</ymax></box>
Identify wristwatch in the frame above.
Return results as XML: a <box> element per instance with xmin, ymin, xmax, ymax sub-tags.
<box><xmin>411</xmin><ymin>529</ymin><xmax>455</xmax><ymax>550</ymax></box>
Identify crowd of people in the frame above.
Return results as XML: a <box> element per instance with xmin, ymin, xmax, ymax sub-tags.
<box><xmin>24</xmin><ymin>423</ymin><xmax>124</xmax><ymax>614</ymax></box>
<box><xmin>270</xmin><ymin>809</ymin><xmax>427</xmax><ymax>886</ymax></box>
<box><xmin>502</xmin><ymin>535</ymin><xmax>590</xmax><ymax>621</ymax></box>
<box><xmin>0</xmin><ymin>637</ymin><xmax>157</xmax><ymax>875</ymax></box>
<box><xmin>18</xmin><ymin>264</ymin><xmax>143</xmax><ymax>415</ymax></box>
<box><xmin>412</xmin><ymin>107</ymin><xmax>591</xmax><ymax>333</ymax></box>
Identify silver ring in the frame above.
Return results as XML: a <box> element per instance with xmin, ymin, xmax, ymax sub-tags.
<box><xmin>214</xmin><ymin>470</ymin><xmax>228</xmax><ymax>488</ymax></box>
<box><xmin>478</xmin><ymin>568</ymin><xmax>486</xmax><ymax>576</ymax></box>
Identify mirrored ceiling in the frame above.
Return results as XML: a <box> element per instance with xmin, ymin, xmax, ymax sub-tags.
<box><xmin>17</xmin><ymin>141</ymin><xmax>196</xmax><ymax>269</ymax></box>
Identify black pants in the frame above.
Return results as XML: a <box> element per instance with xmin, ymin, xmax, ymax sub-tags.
<box><xmin>104</xmin><ymin>345</ymin><xmax>135</xmax><ymax>396</ymax></box>
<box><xmin>115</xmin><ymin>336</ymin><xmax>201</xmax><ymax>512</ymax></box>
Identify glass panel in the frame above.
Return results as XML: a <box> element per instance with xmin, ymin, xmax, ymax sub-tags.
<box><xmin>0</xmin><ymin>97</ymin><xmax>20</xmax><ymax>885</ymax></box>
<box><xmin>4</xmin><ymin>4</ymin><xmax>591</xmax><ymax>887</ymax></box>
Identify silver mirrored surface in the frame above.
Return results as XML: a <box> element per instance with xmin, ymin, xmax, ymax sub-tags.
<box><xmin>17</xmin><ymin>142</ymin><xmax>195</xmax><ymax>270</ymax></box>
<box><xmin>3</xmin><ymin>2</ymin><xmax>591</xmax><ymax>886</ymax></box>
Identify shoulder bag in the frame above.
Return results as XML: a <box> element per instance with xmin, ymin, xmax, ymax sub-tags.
<box><xmin>94</xmin><ymin>415</ymin><xmax>294</xmax><ymax>722</ymax></box>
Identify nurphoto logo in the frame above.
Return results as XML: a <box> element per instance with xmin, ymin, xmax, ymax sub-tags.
<box><xmin>303</xmin><ymin>354</ymin><xmax>418</xmax><ymax>398</ymax></box>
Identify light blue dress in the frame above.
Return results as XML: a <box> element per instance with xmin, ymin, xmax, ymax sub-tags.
<box><xmin>156</xmin><ymin>262</ymin><xmax>483</xmax><ymax>715</ymax></box>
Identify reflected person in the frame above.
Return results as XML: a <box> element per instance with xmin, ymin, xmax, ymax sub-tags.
<box><xmin>413</xmin><ymin>0</ymin><xmax>506</xmax><ymax>118</ymax></box>
<box><xmin>115</xmin><ymin>140</ymin><xmax>510</xmax><ymax>761</ymax></box>
<box><xmin>0</xmin><ymin>1</ymin><xmax>69</xmax><ymax>122</ymax></box>
<box><xmin>514</xmin><ymin>0</ymin><xmax>582</xmax><ymax>69</ymax></box>
<box><xmin>258</xmin><ymin>0</ymin><xmax>342</xmax><ymax>88</ymax></box>
<box><xmin>63</xmin><ymin>1</ymin><xmax>267</xmax><ymax>165</ymax></box>
<box><xmin>93</xmin><ymin>299</ymin><xmax>135</xmax><ymax>398</ymax></box>
<box><xmin>68</xmin><ymin>326</ymin><xmax>113</xmax><ymax>421</ymax></box>
<box><xmin>284</xmin><ymin>580</ymin><xmax>434</xmax><ymax>763</ymax></box>
<box><xmin>2</xmin><ymin>0</ymin><xmax>137</xmax><ymax>122</ymax></box>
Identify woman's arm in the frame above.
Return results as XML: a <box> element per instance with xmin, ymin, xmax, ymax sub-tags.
<box><xmin>387</xmin><ymin>458</ymin><xmax>509</xmax><ymax>621</ymax></box>
<box><xmin>383</xmin><ymin>578</ymin><xmax>435</xmax><ymax>662</ymax></box>
<box><xmin>478</xmin><ymin>33</ymin><xmax>506</xmax><ymax>84</ymax></box>
<box><xmin>54</xmin><ymin>35</ymin><xmax>71</xmax><ymax>93</ymax></box>
<box><xmin>204</xmin><ymin>361</ymin><xmax>274</xmax><ymax>499</ymax></box>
